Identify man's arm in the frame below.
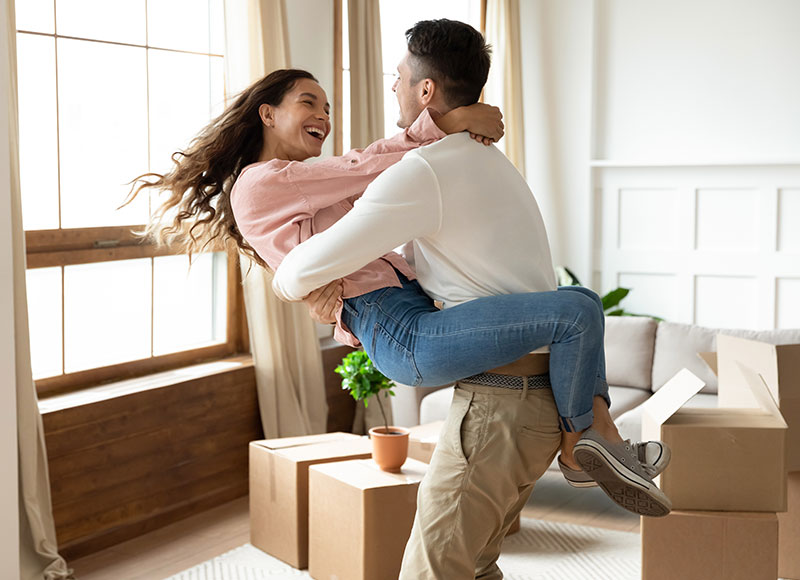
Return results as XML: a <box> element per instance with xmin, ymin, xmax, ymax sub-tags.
<box><xmin>272</xmin><ymin>154</ymin><xmax>441</xmax><ymax>301</ymax></box>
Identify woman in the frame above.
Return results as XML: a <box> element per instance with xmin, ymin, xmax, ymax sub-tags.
<box><xmin>129</xmin><ymin>69</ymin><xmax>670</xmax><ymax>516</ymax></box>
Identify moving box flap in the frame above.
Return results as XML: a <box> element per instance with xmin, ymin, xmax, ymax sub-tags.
<box><xmin>718</xmin><ymin>334</ymin><xmax>779</xmax><ymax>409</ymax></box>
<box><xmin>735</xmin><ymin>361</ymin><xmax>786</xmax><ymax>426</ymax></box>
<box><xmin>277</xmin><ymin>438</ymin><xmax>372</xmax><ymax>462</ymax></box>
<box><xmin>641</xmin><ymin>368</ymin><xmax>706</xmax><ymax>442</ymax></box>
<box><xmin>697</xmin><ymin>352</ymin><xmax>718</xmax><ymax>376</ymax></box>
<box><xmin>252</xmin><ymin>432</ymin><xmax>360</xmax><ymax>451</ymax></box>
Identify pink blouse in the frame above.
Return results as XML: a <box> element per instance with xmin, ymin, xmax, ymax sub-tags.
<box><xmin>230</xmin><ymin>108</ymin><xmax>447</xmax><ymax>346</ymax></box>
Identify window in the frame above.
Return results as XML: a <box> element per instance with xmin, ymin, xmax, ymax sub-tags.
<box><xmin>16</xmin><ymin>0</ymin><xmax>244</xmax><ymax>396</ymax></box>
<box><xmin>336</xmin><ymin>0</ymin><xmax>482</xmax><ymax>153</ymax></box>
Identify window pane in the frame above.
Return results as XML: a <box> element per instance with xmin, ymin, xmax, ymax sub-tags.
<box><xmin>57</xmin><ymin>38</ymin><xmax>149</xmax><ymax>228</ymax></box>
<box><xmin>343</xmin><ymin>69</ymin><xmax>351</xmax><ymax>152</ymax></box>
<box><xmin>56</xmin><ymin>0</ymin><xmax>146</xmax><ymax>45</ymax></box>
<box><xmin>383</xmin><ymin>73</ymin><xmax>398</xmax><ymax>139</ymax></box>
<box><xmin>17</xmin><ymin>33</ymin><xmax>60</xmax><ymax>230</ymax></box>
<box><xmin>27</xmin><ymin>268</ymin><xmax>63</xmax><ymax>380</ymax></box>
<box><xmin>147</xmin><ymin>0</ymin><xmax>213</xmax><ymax>53</ymax></box>
<box><xmin>64</xmin><ymin>259</ymin><xmax>152</xmax><ymax>372</ymax></box>
<box><xmin>378</xmin><ymin>0</ymin><xmax>481</xmax><ymax>73</ymax></box>
<box><xmin>210</xmin><ymin>55</ymin><xmax>225</xmax><ymax>118</ymax></box>
<box><xmin>342</xmin><ymin>0</ymin><xmax>350</xmax><ymax>70</ymax></box>
<box><xmin>209</xmin><ymin>0</ymin><xmax>225</xmax><ymax>55</ymax></box>
<box><xmin>15</xmin><ymin>0</ymin><xmax>55</xmax><ymax>34</ymax></box>
<box><xmin>153</xmin><ymin>253</ymin><xmax>227</xmax><ymax>356</ymax></box>
<box><xmin>148</xmin><ymin>49</ymin><xmax>221</xmax><ymax>175</ymax></box>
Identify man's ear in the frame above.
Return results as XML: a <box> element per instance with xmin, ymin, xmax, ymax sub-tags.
<box><xmin>419</xmin><ymin>78</ymin><xmax>436</xmax><ymax>106</ymax></box>
<box><xmin>258</xmin><ymin>103</ymin><xmax>274</xmax><ymax>128</ymax></box>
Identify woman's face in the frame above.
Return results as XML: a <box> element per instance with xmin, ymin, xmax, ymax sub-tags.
<box><xmin>267</xmin><ymin>79</ymin><xmax>331</xmax><ymax>161</ymax></box>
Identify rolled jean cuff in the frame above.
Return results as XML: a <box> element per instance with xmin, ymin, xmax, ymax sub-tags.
<box><xmin>559</xmin><ymin>408</ymin><xmax>594</xmax><ymax>433</ymax></box>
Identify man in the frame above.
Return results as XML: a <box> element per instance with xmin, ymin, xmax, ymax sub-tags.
<box><xmin>273</xmin><ymin>19</ymin><xmax>667</xmax><ymax>578</ymax></box>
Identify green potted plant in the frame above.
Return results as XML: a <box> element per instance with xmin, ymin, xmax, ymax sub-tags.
<box><xmin>335</xmin><ymin>350</ymin><xmax>409</xmax><ymax>472</ymax></box>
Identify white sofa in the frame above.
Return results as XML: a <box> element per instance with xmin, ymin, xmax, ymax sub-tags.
<box><xmin>389</xmin><ymin>317</ymin><xmax>800</xmax><ymax>441</ymax></box>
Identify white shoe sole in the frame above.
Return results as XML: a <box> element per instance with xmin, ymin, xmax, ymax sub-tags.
<box><xmin>574</xmin><ymin>439</ymin><xmax>672</xmax><ymax>517</ymax></box>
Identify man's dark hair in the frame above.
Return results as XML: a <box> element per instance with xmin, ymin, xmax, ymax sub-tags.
<box><xmin>405</xmin><ymin>19</ymin><xmax>491</xmax><ymax>108</ymax></box>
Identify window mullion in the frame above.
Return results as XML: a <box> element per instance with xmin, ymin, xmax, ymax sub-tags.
<box><xmin>150</xmin><ymin>257</ymin><xmax>155</xmax><ymax>358</ymax></box>
<box><xmin>53</xmin><ymin>0</ymin><xmax>62</xmax><ymax>230</ymax></box>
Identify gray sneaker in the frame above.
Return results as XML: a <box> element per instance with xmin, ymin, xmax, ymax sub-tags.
<box><xmin>635</xmin><ymin>440</ymin><xmax>671</xmax><ymax>478</ymax></box>
<box><xmin>573</xmin><ymin>429</ymin><xmax>672</xmax><ymax>517</ymax></box>
<box><xmin>557</xmin><ymin>455</ymin><xmax>597</xmax><ymax>488</ymax></box>
<box><xmin>558</xmin><ymin>440</ymin><xmax>671</xmax><ymax>488</ymax></box>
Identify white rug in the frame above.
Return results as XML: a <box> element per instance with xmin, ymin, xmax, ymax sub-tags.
<box><xmin>165</xmin><ymin>519</ymin><xmax>640</xmax><ymax>580</ymax></box>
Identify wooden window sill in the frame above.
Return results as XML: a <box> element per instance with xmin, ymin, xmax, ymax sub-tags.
<box><xmin>38</xmin><ymin>354</ymin><xmax>254</xmax><ymax>415</ymax></box>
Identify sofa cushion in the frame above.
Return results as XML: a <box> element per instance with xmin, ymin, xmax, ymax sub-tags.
<box><xmin>604</xmin><ymin>316</ymin><xmax>657</xmax><ymax>390</ymax></box>
<box><xmin>651</xmin><ymin>322</ymin><xmax>800</xmax><ymax>394</ymax></box>
<box><xmin>419</xmin><ymin>386</ymin><xmax>455</xmax><ymax>424</ymax></box>
<box><xmin>608</xmin><ymin>385</ymin><xmax>652</xmax><ymax>420</ymax></box>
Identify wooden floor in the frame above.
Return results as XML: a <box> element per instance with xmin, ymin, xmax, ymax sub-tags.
<box><xmin>69</xmin><ymin>469</ymin><xmax>640</xmax><ymax>580</ymax></box>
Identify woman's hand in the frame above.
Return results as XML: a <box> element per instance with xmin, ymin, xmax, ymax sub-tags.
<box><xmin>302</xmin><ymin>279</ymin><xmax>343</xmax><ymax>325</ymax></box>
<box><xmin>437</xmin><ymin>103</ymin><xmax>504</xmax><ymax>145</ymax></box>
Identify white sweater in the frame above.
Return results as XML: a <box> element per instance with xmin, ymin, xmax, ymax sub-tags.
<box><xmin>272</xmin><ymin>133</ymin><xmax>557</xmax><ymax>307</ymax></box>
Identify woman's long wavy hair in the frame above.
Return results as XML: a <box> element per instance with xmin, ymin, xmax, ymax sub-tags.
<box><xmin>126</xmin><ymin>69</ymin><xmax>318</xmax><ymax>268</ymax></box>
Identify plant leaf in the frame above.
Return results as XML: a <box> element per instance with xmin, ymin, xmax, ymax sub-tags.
<box><xmin>602</xmin><ymin>287</ymin><xmax>629</xmax><ymax>311</ymax></box>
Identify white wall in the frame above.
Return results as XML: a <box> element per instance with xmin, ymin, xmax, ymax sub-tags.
<box><xmin>0</xmin><ymin>0</ymin><xmax>21</xmax><ymax>575</ymax></box>
<box><xmin>519</xmin><ymin>0</ymin><xmax>594</xmax><ymax>283</ymax></box>
<box><xmin>594</xmin><ymin>0</ymin><xmax>800</xmax><ymax>161</ymax></box>
<box><xmin>518</xmin><ymin>0</ymin><xmax>800</xmax><ymax>328</ymax></box>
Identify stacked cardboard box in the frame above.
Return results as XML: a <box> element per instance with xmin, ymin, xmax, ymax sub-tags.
<box><xmin>308</xmin><ymin>458</ymin><xmax>428</xmax><ymax>580</ymax></box>
<box><xmin>779</xmin><ymin>472</ymin><xmax>800</xmax><ymax>579</ymax></box>
<box><xmin>716</xmin><ymin>336</ymin><xmax>800</xmax><ymax>580</ymax></box>
<box><xmin>641</xmin><ymin>335</ymin><xmax>800</xmax><ymax>580</ymax></box>
<box><xmin>249</xmin><ymin>432</ymin><xmax>372</xmax><ymax>568</ymax></box>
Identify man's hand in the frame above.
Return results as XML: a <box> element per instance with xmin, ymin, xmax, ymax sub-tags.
<box><xmin>303</xmin><ymin>279</ymin><xmax>343</xmax><ymax>325</ymax></box>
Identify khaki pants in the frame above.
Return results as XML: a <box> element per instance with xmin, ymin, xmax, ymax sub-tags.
<box><xmin>399</xmin><ymin>382</ymin><xmax>561</xmax><ymax>580</ymax></box>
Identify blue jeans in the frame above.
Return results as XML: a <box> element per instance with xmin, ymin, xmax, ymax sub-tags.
<box><xmin>342</xmin><ymin>275</ymin><xmax>609</xmax><ymax>432</ymax></box>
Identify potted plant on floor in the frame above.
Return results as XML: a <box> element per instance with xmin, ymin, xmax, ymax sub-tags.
<box><xmin>335</xmin><ymin>350</ymin><xmax>409</xmax><ymax>472</ymax></box>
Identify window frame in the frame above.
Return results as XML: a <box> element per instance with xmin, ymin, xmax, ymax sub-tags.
<box><xmin>26</xmin><ymin>226</ymin><xmax>248</xmax><ymax>398</ymax></box>
<box><xmin>17</xmin><ymin>8</ymin><xmax>248</xmax><ymax>398</ymax></box>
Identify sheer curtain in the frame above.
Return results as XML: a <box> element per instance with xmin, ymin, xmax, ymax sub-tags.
<box><xmin>224</xmin><ymin>0</ymin><xmax>327</xmax><ymax>438</ymax></box>
<box><xmin>3</xmin><ymin>1</ymin><xmax>73</xmax><ymax>578</ymax></box>
<box><xmin>347</xmin><ymin>0</ymin><xmax>384</xmax><ymax>148</ymax></box>
<box><xmin>484</xmin><ymin>0</ymin><xmax>526</xmax><ymax>176</ymax></box>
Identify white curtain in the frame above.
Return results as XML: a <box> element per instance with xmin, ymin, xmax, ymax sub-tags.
<box><xmin>347</xmin><ymin>0</ymin><xmax>384</xmax><ymax>148</ymax></box>
<box><xmin>224</xmin><ymin>0</ymin><xmax>328</xmax><ymax>438</ymax></box>
<box><xmin>484</xmin><ymin>0</ymin><xmax>526</xmax><ymax>176</ymax></box>
<box><xmin>3</xmin><ymin>1</ymin><xmax>74</xmax><ymax>578</ymax></box>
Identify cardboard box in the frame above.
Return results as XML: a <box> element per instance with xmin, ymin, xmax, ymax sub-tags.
<box><xmin>715</xmin><ymin>335</ymin><xmax>800</xmax><ymax>471</ymax></box>
<box><xmin>308</xmin><ymin>458</ymin><xmax>427</xmax><ymax>580</ymax></box>
<box><xmin>642</xmin><ymin>360</ymin><xmax>787</xmax><ymax>511</ymax></box>
<box><xmin>249</xmin><ymin>432</ymin><xmax>372</xmax><ymax>569</ymax></box>
<box><xmin>407</xmin><ymin>421</ymin><xmax>444</xmax><ymax>463</ymax></box>
<box><xmin>779</xmin><ymin>472</ymin><xmax>800</xmax><ymax>579</ymax></box>
<box><xmin>642</xmin><ymin>510</ymin><xmax>778</xmax><ymax>580</ymax></box>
